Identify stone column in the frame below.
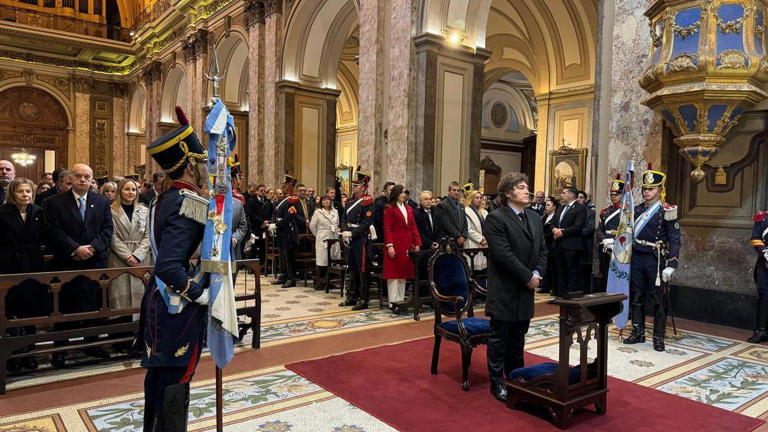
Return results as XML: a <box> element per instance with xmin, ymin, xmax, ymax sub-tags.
<box><xmin>73</xmin><ymin>77</ymin><xmax>92</xmax><ymax>165</ymax></box>
<box><xmin>143</xmin><ymin>61</ymin><xmax>163</xmax><ymax>175</ymax></box>
<box><xmin>111</xmin><ymin>82</ymin><xmax>130</xmax><ymax>175</ymax></box>
<box><xmin>245</xmin><ymin>0</ymin><xmax>265</xmax><ymax>184</ymax></box>
<box><xmin>386</xmin><ymin>0</ymin><xmax>415</xmax><ymax>184</ymax></box>
<box><xmin>357</xmin><ymin>0</ymin><xmax>386</xmax><ymax>186</ymax></box>
<box><xmin>182</xmin><ymin>29</ymin><xmax>209</xmax><ymax>134</ymax></box>
<box><xmin>412</xmin><ymin>34</ymin><xmax>489</xmax><ymax>193</ymax></box>
<box><xmin>263</xmin><ymin>0</ymin><xmax>283</xmax><ymax>186</ymax></box>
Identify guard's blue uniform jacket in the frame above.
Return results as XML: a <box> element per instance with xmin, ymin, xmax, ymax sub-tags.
<box><xmin>139</xmin><ymin>182</ymin><xmax>208</xmax><ymax>368</ymax></box>
<box><xmin>344</xmin><ymin>195</ymin><xmax>375</xmax><ymax>270</ymax></box>
<box><xmin>751</xmin><ymin>211</ymin><xmax>768</xmax><ymax>294</ymax></box>
<box><xmin>274</xmin><ymin>195</ymin><xmax>303</xmax><ymax>248</ymax></box>
<box><xmin>630</xmin><ymin>201</ymin><xmax>681</xmax><ymax>293</ymax></box>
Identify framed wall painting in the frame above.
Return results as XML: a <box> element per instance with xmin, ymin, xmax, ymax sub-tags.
<box><xmin>336</xmin><ymin>165</ymin><xmax>352</xmax><ymax>196</ymax></box>
<box><xmin>549</xmin><ymin>148</ymin><xmax>587</xmax><ymax>197</ymax></box>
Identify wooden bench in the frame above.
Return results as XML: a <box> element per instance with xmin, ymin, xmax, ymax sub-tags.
<box><xmin>295</xmin><ymin>233</ymin><xmax>316</xmax><ymax>286</ymax></box>
<box><xmin>0</xmin><ymin>259</ymin><xmax>261</xmax><ymax>395</ymax></box>
<box><xmin>324</xmin><ymin>238</ymin><xmax>347</xmax><ymax>297</ymax></box>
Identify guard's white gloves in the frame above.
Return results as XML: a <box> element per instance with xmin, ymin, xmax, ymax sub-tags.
<box><xmin>762</xmin><ymin>249</ymin><xmax>768</xmax><ymax>262</ymax></box>
<box><xmin>661</xmin><ymin>267</ymin><xmax>675</xmax><ymax>283</ymax></box>
<box><xmin>268</xmin><ymin>223</ymin><xmax>277</xmax><ymax>234</ymax></box>
<box><xmin>601</xmin><ymin>238</ymin><xmax>614</xmax><ymax>253</ymax></box>
<box><xmin>342</xmin><ymin>231</ymin><xmax>352</xmax><ymax>239</ymax></box>
<box><xmin>243</xmin><ymin>233</ymin><xmax>256</xmax><ymax>253</ymax></box>
<box><xmin>194</xmin><ymin>289</ymin><xmax>210</xmax><ymax>306</ymax></box>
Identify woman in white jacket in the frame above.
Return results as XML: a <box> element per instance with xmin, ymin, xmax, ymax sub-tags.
<box><xmin>310</xmin><ymin>195</ymin><xmax>341</xmax><ymax>290</ymax></box>
<box><xmin>464</xmin><ymin>189</ymin><xmax>488</xmax><ymax>271</ymax></box>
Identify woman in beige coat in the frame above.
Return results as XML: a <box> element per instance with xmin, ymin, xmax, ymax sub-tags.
<box><xmin>310</xmin><ymin>195</ymin><xmax>341</xmax><ymax>290</ymax></box>
<box><xmin>108</xmin><ymin>179</ymin><xmax>152</xmax><ymax>310</ymax></box>
<box><xmin>464</xmin><ymin>190</ymin><xmax>488</xmax><ymax>271</ymax></box>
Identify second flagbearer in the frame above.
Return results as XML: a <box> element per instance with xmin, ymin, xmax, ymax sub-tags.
<box><xmin>139</xmin><ymin>106</ymin><xmax>210</xmax><ymax>431</ymax></box>
<box><xmin>340</xmin><ymin>167</ymin><xmax>375</xmax><ymax>310</ymax></box>
<box><xmin>269</xmin><ymin>172</ymin><xmax>304</xmax><ymax>288</ymax></box>
<box><xmin>748</xmin><ymin>211</ymin><xmax>768</xmax><ymax>343</ymax></box>
<box><xmin>596</xmin><ymin>175</ymin><xmax>625</xmax><ymax>292</ymax></box>
<box><xmin>623</xmin><ymin>164</ymin><xmax>680</xmax><ymax>352</ymax></box>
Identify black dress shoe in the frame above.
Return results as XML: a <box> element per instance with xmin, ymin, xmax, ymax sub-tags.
<box><xmin>272</xmin><ymin>278</ymin><xmax>286</xmax><ymax>285</ymax></box>
<box><xmin>351</xmin><ymin>302</ymin><xmax>368</xmax><ymax>311</ymax></box>
<box><xmin>22</xmin><ymin>357</ymin><xmax>38</xmax><ymax>370</ymax></box>
<box><xmin>653</xmin><ymin>336</ymin><xmax>665</xmax><ymax>352</ymax></box>
<box><xmin>51</xmin><ymin>352</ymin><xmax>66</xmax><ymax>369</ymax></box>
<box><xmin>747</xmin><ymin>329</ymin><xmax>768</xmax><ymax>343</ymax></box>
<box><xmin>6</xmin><ymin>358</ymin><xmax>22</xmax><ymax>373</ymax></box>
<box><xmin>490</xmin><ymin>384</ymin><xmax>508</xmax><ymax>403</ymax></box>
<box><xmin>281</xmin><ymin>280</ymin><xmax>296</xmax><ymax>288</ymax></box>
<box><xmin>339</xmin><ymin>298</ymin><xmax>358</xmax><ymax>307</ymax></box>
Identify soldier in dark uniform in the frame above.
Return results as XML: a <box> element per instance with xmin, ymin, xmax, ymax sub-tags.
<box><xmin>340</xmin><ymin>169</ymin><xmax>375</xmax><ymax>310</ymax></box>
<box><xmin>748</xmin><ymin>211</ymin><xmax>768</xmax><ymax>343</ymax></box>
<box><xmin>269</xmin><ymin>173</ymin><xmax>304</xmax><ymax>288</ymax></box>
<box><xmin>139</xmin><ymin>106</ymin><xmax>210</xmax><ymax>431</ymax></box>
<box><xmin>596</xmin><ymin>175</ymin><xmax>625</xmax><ymax>292</ymax></box>
<box><xmin>623</xmin><ymin>164</ymin><xmax>680</xmax><ymax>352</ymax></box>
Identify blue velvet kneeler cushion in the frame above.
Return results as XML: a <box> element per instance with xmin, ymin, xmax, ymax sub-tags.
<box><xmin>432</xmin><ymin>254</ymin><xmax>469</xmax><ymax>312</ymax></box>
<box><xmin>508</xmin><ymin>362</ymin><xmax>581</xmax><ymax>385</ymax></box>
<box><xmin>437</xmin><ymin>317</ymin><xmax>490</xmax><ymax>335</ymax></box>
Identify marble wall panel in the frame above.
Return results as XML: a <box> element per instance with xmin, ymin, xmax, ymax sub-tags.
<box><xmin>263</xmin><ymin>13</ymin><xmax>282</xmax><ymax>186</ymax></box>
<box><xmin>358</xmin><ymin>0</ymin><xmax>385</xmax><ymax>185</ymax></box>
<box><xmin>248</xmin><ymin>22</ymin><xmax>265</xmax><ymax>184</ymax></box>
<box><xmin>112</xmin><ymin>96</ymin><xmax>127</xmax><ymax>175</ymax></box>
<box><xmin>74</xmin><ymin>91</ymin><xmax>90</xmax><ymax>164</ymax></box>
<box><xmin>385</xmin><ymin>0</ymin><xmax>414</xmax><ymax>184</ymax></box>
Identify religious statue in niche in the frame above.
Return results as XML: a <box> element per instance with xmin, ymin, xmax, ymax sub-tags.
<box><xmin>549</xmin><ymin>147</ymin><xmax>586</xmax><ymax>197</ymax></box>
<box><xmin>490</xmin><ymin>102</ymin><xmax>508</xmax><ymax>129</ymax></box>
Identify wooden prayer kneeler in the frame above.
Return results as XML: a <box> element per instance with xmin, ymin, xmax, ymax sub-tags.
<box><xmin>505</xmin><ymin>293</ymin><xmax>626</xmax><ymax>429</ymax></box>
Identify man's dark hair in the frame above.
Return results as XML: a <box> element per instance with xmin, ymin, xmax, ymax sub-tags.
<box><xmin>448</xmin><ymin>181</ymin><xmax>460</xmax><ymax>191</ymax></box>
<box><xmin>41</xmin><ymin>172</ymin><xmax>51</xmax><ymax>180</ymax></box>
<box><xmin>388</xmin><ymin>184</ymin><xmax>405</xmax><ymax>206</ymax></box>
<box><xmin>256</xmin><ymin>183</ymin><xmax>266</xmax><ymax>189</ymax></box>
<box><xmin>56</xmin><ymin>169</ymin><xmax>71</xmax><ymax>183</ymax></box>
<box><xmin>52</xmin><ymin>168</ymin><xmax>65</xmax><ymax>182</ymax></box>
<box><xmin>577</xmin><ymin>190</ymin><xmax>587</xmax><ymax>199</ymax></box>
<box><xmin>382</xmin><ymin>181</ymin><xmax>395</xmax><ymax>192</ymax></box>
<box><xmin>404</xmin><ymin>189</ymin><xmax>410</xmax><ymax>196</ymax></box>
<box><xmin>497</xmin><ymin>172</ymin><xmax>529</xmax><ymax>205</ymax></box>
<box><xmin>297</xmin><ymin>183</ymin><xmax>306</xmax><ymax>189</ymax></box>
<box><xmin>326</xmin><ymin>186</ymin><xmax>335</xmax><ymax>193</ymax></box>
<box><xmin>564</xmin><ymin>186</ymin><xmax>579</xmax><ymax>198</ymax></box>
<box><xmin>152</xmin><ymin>171</ymin><xmax>165</xmax><ymax>183</ymax></box>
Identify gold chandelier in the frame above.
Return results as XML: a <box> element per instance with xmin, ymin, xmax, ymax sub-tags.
<box><xmin>11</xmin><ymin>149</ymin><xmax>36</xmax><ymax>167</ymax></box>
<box><xmin>640</xmin><ymin>0</ymin><xmax>768</xmax><ymax>182</ymax></box>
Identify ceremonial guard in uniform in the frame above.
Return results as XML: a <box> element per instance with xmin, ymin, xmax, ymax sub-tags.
<box><xmin>139</xmin><ymin>107</ymin><xmax>210</xmax><ymax>431</ymax></box>
<box><xmin>269</xmin><ymin>173</ymin><xmax>304</xmax><ymax>288</ymax></box>
<box><xmin>623</xmin><ymin>164</ymin><xmax>680</xmax><ymax>352</ymax></box>
<box><xmin>596</xmin><ymin>175</ymin><xmax>625</xmax><ymax>292</ymax></box>
<box><xmin>749</xmin><ymin>211</ymin><xmax>768</xmax><ymax>342</ymax></box>
<box><xmin>340</xmin><ymin>168</ymin><xmax>375</xmax><ymax>310</ymax></box>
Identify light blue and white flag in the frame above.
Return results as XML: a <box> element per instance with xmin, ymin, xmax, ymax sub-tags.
<box><xmin>201</xmin><ymin>96</ymin><xmax>239</xmax><ymax>368</ymax></box>
<box><xmin>606</xmin><ymin>160</ymin><xmax>635</xmax><ymax>331</ymax></box>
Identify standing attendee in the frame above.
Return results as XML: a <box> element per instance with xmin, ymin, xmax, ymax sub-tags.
<box><xmin>538</xmin><ymin>196</ymin><xmax>559</xmax><ymax>295</ymax></box>
<box><xmin>276</xmin><ymin>188</ymin><xmax>284</xmax><ymax>201</ymax></box>
<box><xmin>36</xmin><ymin>181</ymin><xmax>51</xmax><ymax>195</ymax></box>
<box><xmin>139</xmin><ymin>172</ymin><xmax>165</xmax><ymax>205</ymax></box>
<box><xmin>596</xmin><ymin>176</ymin><xmax>624</xmax><ymax>292</ymax></box>
<box><xmin>269</xmin><ymin>174</ymin><xmax>304</xmax><ymax>287</ymax></box>
<box><xmin>382</xmin><ymin>185</ymin><xmax>421</xmax><ymax>313</ymax></box>
<box><xmin>307</xmin><ymin>187</ymin><xmax>315</xmax><ymax>202</ymax></box>
<box><xmin>484</xmin><ymin>172</ymin><xmax>547</xmax><ymax>403</ymax></box>
<box><xmin>138</xmin><ymin>109</ymin><xmax>210</xmax><ymax>431</ymax></box>
<box><xmin>750</xmin><ymin>209</ymin><xmax>768</xmax><ymax>343</ymax></box>
<box><xmin>414</xmin><ymin>190</ymin><xmax>439</xmax><ymax>249</ymax></box>
<box><xmin>530</xmin><ymin>191</ymin><xmax>546</xmax><ymax>215</ymax></box>
<box><xmin>551</xmin><ymin>186</ymin><xmax>586</xmax><ymax>298</ymax></box>
<box><xmin>433</xmin><ymin>181</ymin><xmax>469</xmax><ymax>246</ymax></box>
<box><xmin>41</xmin><ymin>172</ymin><xmax>54</xmax><ymax>186</ymax></box>
<box><xmin>622</xmin><ymin>165</ymin><xmax>680</xmax><ymax>352</ymax></box>
<box><xmin>1</xmin><ymin>178</ymin><xmax>46</xmax><ymax>371</ymax></box>
<box><xmin>340</xmin><ymin>169</ymin><xmax>375</xmax><ymax>310</ymax></box>
<box><xmin>45</xmin><ymin>163</ymin><xmax>113</xmax><ymax>366</ymax></box>
<box><xmin>296</xmin><ymin>183</ymin><xmax>313</xmax><ymax>232</ymax></box>
<box><xmin>404</xmin><ymin>189</ymin><xmax>419</xmax><ymax>209</ymax></box>
<box><xmin>578</xmin><ymin>190</ymin><xmax>596</xmax><ymax>292</ymax></box>
<box><xmin>310</xmin><ymin>195</ymin><xmax>340</xmax><ymax>291</ymax></box>
<box><xmin>464</xmin><ymin>188</ymin><xmax>488</xmax><ymax>272</ymax></box>
<box><xmin>0</xmin><ymin>159</ymin><xmax>16</xmax><ymax>203</ymax></box>
<box><xmin>373</xmin><ymin>182</ymin><xmax>395</xmax><ymax>241</ymax></box>
<box><xmin>107</xmin><ymin>179</ymin><xmax>151</xmax><ymax>312</ymax></box>
<box><xmin>267</xmin><ymin>188</ymin><xmax>276</xmax><ymax>203</ymax></box>
<box><xmin>36</xmin><ymin>168</ymin><xmax>70</xmax><ymax>206</ymax></box>
<box><xmin>100</xmin><ymin>181</ymin><xmax>118</xmax><ymax>203</ymax></box>
<box><xmin>231</xmin><ymin>191</ymin><xmax>248</xmax><ymax>261</ymax></box>
<box><xmin>245</xmin><ymin>184</ymin><xmax>273</xmax><ymax>263</ymax></box>
<box><xmin>244</xmin><ymin>183</ymin><xmax>257</xmax><ymax>202</ymax></box>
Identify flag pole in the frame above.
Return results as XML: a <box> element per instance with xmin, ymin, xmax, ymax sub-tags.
<box><xmin>216</xmin><ymin>366</ymin><xmax>223</xmax><ymax>432</ymax></box>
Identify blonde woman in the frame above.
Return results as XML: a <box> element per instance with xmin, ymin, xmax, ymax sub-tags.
<box><xmin>464</xmin><ymin>190</ymin><xmax>488</xmax><ymax>271</ymax></box>
<box><xmin>107</xmin><ymin>179</ymin><xmax>151</xmax><ymax>312</ymax></box>
<box><xmin>100</xmin><ymin>181</ymin><xmax>117</xmax><ymax>203</ymax></box>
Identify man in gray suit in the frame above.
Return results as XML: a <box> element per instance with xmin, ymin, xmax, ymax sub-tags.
<box><xmin>484</xmin><ymin>172</ymin><xmax>547</xmax><ymax>403</ymax></box>
<box><xmin>433</xmin><ymin>181</ymin><xmax>468</xmax><ymax>246</ymax></box>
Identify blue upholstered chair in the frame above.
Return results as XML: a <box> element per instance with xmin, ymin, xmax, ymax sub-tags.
<box><xmin>429</xmin><ymin>238</ymin><xmax>490</xmax><ymax>391</ymax></box>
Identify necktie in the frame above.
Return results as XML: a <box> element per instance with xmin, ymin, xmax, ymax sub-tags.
<box><xmin>427</xmin><ymin>211</ymin><xmax>433</xmax><ymax>231</ymax></box>
<box><xmin>518</xmin><ymin>211</ymin><xmax>530</xmax><ymax>235</ymax></box>
<box><xmin>559</xmin><ymin>204</ymin><xmax>570</xmax><ymax>226</ymax></box>
<box><xmin>79</xmin><ymin>196</ymin><xmax>86</xmax><ymax>221</ymax></box>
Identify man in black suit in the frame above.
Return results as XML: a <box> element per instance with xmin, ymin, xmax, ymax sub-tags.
<box><xmin>0</xmin><ymin>159</ymin><xmax>14</xmax><ymax>203</ymax></box>
<box><xmin>45</xmin><ymin>163</ymin><xmax>113</xmax><ymax>366</ymax></box>
<box><xmin>484</xmin><ymin>172</ymin><xmax>547</xmax><ymax>403</ymax></box>
<box><xmin>578</xmin><ymin>190</ymin><xmax>596</xmax><ymax>292</ymax></box>
<box><xmin>552</xmin><ymin>186</ymin><xmax>586</xmax><ymax>298</ymax></box>
<box><xmin>36</xmin><ymin>168</ymin><xmax>72</xmax><ymax>206</ymax></box>
<box><xmin>245</xmin><ymin>183</ymin><xmax>274</xmax><ymax>263</ymax></box>
<box><xmin>530</xmin><ymin>191</ymin><xmax>546</xmax><ymax>215</ymax></box>
<box><xmin>414</xmin><ymin>190</ymin><xmax>440</xmax><ymax>248</ymax></box>
<box><xmin>373</xmin><ymin>181</ymin><xmax>395</xmax><ymax>241</ymax></box>
<box><xmin>404</xmin><ymin>189</ymin><xmax>419</xmax><ymax>210</ymax></box>
<box><xmin>139</xmin><ymin>171</ymin><xmax>165</xmax><ymax>205</ymax></box>
<box><xmin>433</xmin><ymin>181</ymin><xmax>468</xmax><ymax>246</ymax></box>
<box><xmin>295</xmin><ymin>183</ymin><xmax>313</xmax><ymax>233</ymax></box>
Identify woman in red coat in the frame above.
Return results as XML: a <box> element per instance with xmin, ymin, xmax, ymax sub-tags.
<box><xmin>383</xmin><ymin>184</ymin><xmax>421</xmax><ymax>312</ymax></box>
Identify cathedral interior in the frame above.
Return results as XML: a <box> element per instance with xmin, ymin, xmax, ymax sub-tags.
<box><xmin>3</xmin><ymin>0</ymin><xmax>768</xmax><ymax>430</ymax></box>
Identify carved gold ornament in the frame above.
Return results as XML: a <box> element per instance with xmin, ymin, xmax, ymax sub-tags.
<box><xmin>673</xmin><ymin>20</ymin><xmax>700</xmax><ymax>38</ymax></box>
<box><xmin>667</xmin><ymin>54</ymin><xmax>697</xmax><ymax>73</ymax></box>
<box><xmin>174</xmin><ymin>343</ymin><xmax>190</xmax><ymax>358</ymax></box>
<box><xmin>717</xmin><ymin>50</ymin><xmax>748</xmax><ymax>69</ymax></box>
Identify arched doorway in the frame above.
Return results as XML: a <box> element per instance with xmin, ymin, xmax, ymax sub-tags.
<box><xmin>0</xmin><ymin>87</ymin><xmax>68</xmax><ymax>179</ymax></box>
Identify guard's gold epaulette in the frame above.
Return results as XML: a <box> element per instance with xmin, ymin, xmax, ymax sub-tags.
<box><xmin>361</xmin><ymin>195</ymin><xmax>374</xmax><ymax>206</ymax></box>
<box><xmin>755</xmin><ymin>211</ymin><xmax>768</xmax><ymax>223</ymax></box>
<box><xmin>179</xmin><ymin>189</ymin><xmax>209</xmax><ymax>225</ymax></box>
<box><xmin>662</xmin><ymin>202</ymin><xmax>677</xmax><ymax>221</ymax></box>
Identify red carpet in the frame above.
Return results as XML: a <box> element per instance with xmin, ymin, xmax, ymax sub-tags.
<box><xmin>287</xmin><ymin>338</ymin><xmax>764</xmax><ymax>432</ymax></box>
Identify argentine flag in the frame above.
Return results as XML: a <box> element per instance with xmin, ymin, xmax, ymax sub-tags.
<box><xmin>606</xmin><ymin>160</ymin><xmax>635</xmax><ymax>331</ymax></box>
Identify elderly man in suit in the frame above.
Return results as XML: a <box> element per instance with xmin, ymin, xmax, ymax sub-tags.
<box><xmin>552</xmin><ymin>186</ymin><xmax>587</xmax><ymax>298</ymax></box>
<box><xmin>433</xmin><ymin>181</ymin><xmax>468</xmax><ymax>246</ymax></box>
<box><xmin>45</xmin><ymin>163</ymin><xmax>113</xmax><ymax>367</ymax></box>
<box><xmin>484</xmin><ymin>172</ymin><xmax>547</xmax><ymax>403</ymax></box>
<box><xmin>0</xmin><ymin>159</ymin><xmax>15</xmax><ymax>203</ymax></box>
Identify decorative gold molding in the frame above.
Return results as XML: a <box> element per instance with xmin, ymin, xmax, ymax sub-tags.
<box><xmin>182</xmin><ymin>30</ymin><xmax>208</xmax><ymax>63</ymax></box>
<box><xmin>667</xmin><ymin>54</ymin><xmax>697</xmax><ymax>73</ymax></box>
<box><xmin>717</xmin><ymin>49</ymin><xmax>748</xmax><ymax>70</ymax></box>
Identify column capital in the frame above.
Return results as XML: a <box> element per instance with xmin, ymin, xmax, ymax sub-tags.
<box><xmin>182</xmin><ymin>29</ymin><xmax>209</xmax><ymax>63</ymax></box>
<box><xmin>413</xmin><ymin>33</ymin><xmax>491</xmax><ymax>65</ymax></box>
<box><xmin>263</xmin><ymin>0</ymin><xmax>281</xmax><ymax>17</ymax></box>
<box><xmin>244</xmin><ymin>0</ymin><xmax>265</xmax><ymax>27</ymax></box>
<box><xmin>142</xmin><ymin>61</ymin><xmax>162</xmax><ymax>87</ymax></box>
<box><xmin>110</xmin><ymin>82</ymin><xmax>130</xmax><ymax>98</ymax></box>
<box><xmin>73</xmin><ymin>77</ymin><xmax>93</xmax><ymax>94</ymax></box>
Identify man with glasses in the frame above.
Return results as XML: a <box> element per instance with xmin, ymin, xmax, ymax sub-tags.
<box><xmin>596</xmin><ymin>176</ymin><xmax>625</xmax><ymax>292</ymax></box>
